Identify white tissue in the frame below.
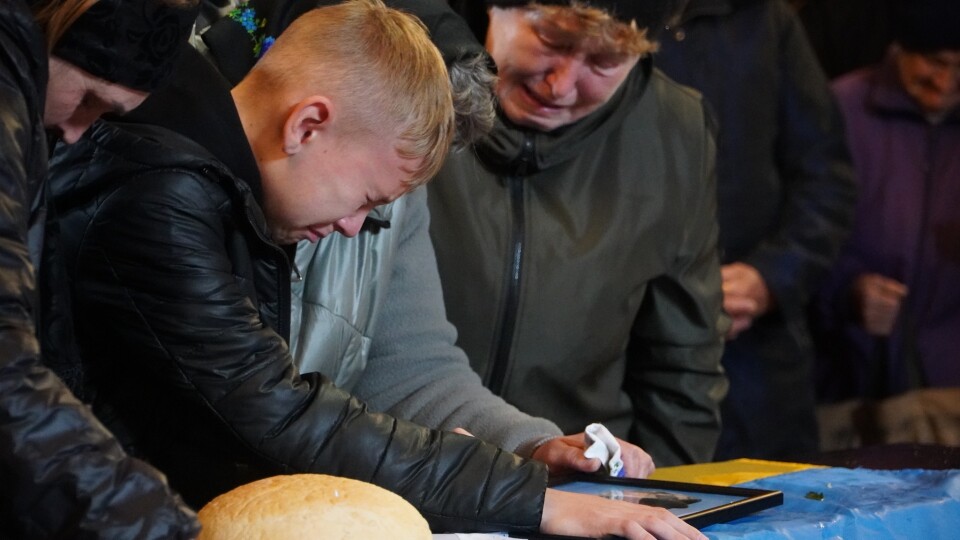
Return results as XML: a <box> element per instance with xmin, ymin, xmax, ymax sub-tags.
<box><xmin>583</xmin><ymin>423</ymin><xmax>624</xmax><ymax>477</ymax></box>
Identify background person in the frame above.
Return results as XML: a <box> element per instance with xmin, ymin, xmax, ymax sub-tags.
<box><xmin>655</xmin><ymin>0</ymin><xmax>857</xmax><ymax>460</ymax></box>
<box><xmin>813</xmin><ymin>0</ymin><xmax>960</xmax><ymax>407</ymax></box>
<box><xmin>0</xmin><ymin>0</ymin><xmax>200</xmax><ymax>537</ymax></box>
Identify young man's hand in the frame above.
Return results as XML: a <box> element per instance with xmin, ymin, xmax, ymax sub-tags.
<box><xmin>541</xmin><ymin>488</ymin><xmax>707</xmax><ymax>540</ymax></box>
<box><xmin>532</xmin><ymin>433</ymin><xmax>655</xmax><ymax>478</ymax></box>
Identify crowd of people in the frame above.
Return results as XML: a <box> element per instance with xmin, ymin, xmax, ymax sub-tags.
<box><xmin>1</xmin><ymin>0</ymin><xmax>956</xmax><ymax>538</ymax></box>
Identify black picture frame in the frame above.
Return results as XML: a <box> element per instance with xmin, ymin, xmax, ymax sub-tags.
<box><xmin>527</xmin><ymin>473</ymin><xmax>783</xmax><ymax>539</ymax></box>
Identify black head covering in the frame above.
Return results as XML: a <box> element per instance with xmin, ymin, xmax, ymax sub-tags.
<box><xmin>386</xmin><ymin>0</ymin><xmax>488</xmax><ymax>66</ymax></box>
<box><xmin>894</xmin><ymin>0</ymin><xmax>960</xmax><ymax>52</ymax></box>
<box><xmin>53</xmin><ymin>0</ymin><xmax>199</xmax><ymax>92</ymax></box>
<box><xmin>484</xmin><ymin>0</ymin><xmax>681</xmax><ymax>34</ymax></box>
<box><xmin>201</xmin><ymin>0</ymin><xmax>488</xmax><ymax>85</ymax></box>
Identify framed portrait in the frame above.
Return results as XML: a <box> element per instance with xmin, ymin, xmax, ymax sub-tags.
<box><xmin>526</xmin><ymin>473</ymin><xmax>783</xmax><ymax>538</ymax></box>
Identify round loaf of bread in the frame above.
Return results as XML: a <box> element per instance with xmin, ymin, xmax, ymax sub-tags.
<box><xmin>197</xmin><ymin>474</ymin><xmax>431</xmax><ymax>540</ymax></box>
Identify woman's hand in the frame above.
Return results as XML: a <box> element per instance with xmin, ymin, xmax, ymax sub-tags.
<box><xmin>532</xmin><ymin>433</ymin><xmax>655</xmax><ymax>478</ymax></box>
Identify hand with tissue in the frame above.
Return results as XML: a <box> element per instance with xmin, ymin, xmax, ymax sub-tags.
<box><xmin>533</xmin><ymin>424</ymin><xmax>655</xmax><ymax>478</ymax></box>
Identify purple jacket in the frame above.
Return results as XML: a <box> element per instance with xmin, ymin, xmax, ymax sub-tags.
<box><xmin>816</xmin><ymin>55</ymin><xmax>960</xmax><ymax>399</ymax></box>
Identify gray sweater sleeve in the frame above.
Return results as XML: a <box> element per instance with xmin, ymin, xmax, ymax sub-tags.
<box><xmin>352</xmin><ymin>187</ymin><xmax>563</xmax><ymax>457</ymax></box>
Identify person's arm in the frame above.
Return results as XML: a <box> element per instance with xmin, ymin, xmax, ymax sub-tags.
<box><xmin>0</xmin><ymin>348</ymin><xmax>200</xmax><ymax>539</ymax></box>
<box><xmin>625</xmin><ymin>108</ymin><xmax>727</xmax><ymax>466</ymax></box>
<box><xmin>350</xmin><ymin>190</ymin><xmax>657</xmax><ymax>476</ymax></box>
<box><xmin>69</xmin><ymin>166</ymin><xmax>546</xmax><ymax>533</ymax></box>
<box><xmin>0</xmin><ymin>67</ymin><xmax>198</xmax><ymax>540</ymax></box>
<box><xmin>742</xmin><ymin>5</ymin><xmax>857</xmax><ymax>323</ymax></box>
<box><xmin>352</xmin><ymin>188</ymin><xmax>563</xmax><ymax>456</ymax></box>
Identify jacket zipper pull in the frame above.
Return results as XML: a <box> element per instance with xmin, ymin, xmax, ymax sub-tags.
<box><xmin>290</xmin><ymin>261</ymin><xmax>303</xmax><ymax>283</ymax></box>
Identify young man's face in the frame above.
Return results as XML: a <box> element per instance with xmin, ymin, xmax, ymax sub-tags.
<box><xmin>260</xmin><ymin>131</ymin><xmax>413</xmax><ymax>245</ymax></box>
<box><xmin>895</xmin><ymin>47</ymin><xmax>960</xmax><ymax>115</ymax></box>
<box><xmin>485</xmin><ymin>7</ymin><xmax>640</xmax><ymax>132</ymax></box>
<box><xmin>45</xmin><ymin>56</ymin><xmax>148</xmax><ymax>144</ymax></box>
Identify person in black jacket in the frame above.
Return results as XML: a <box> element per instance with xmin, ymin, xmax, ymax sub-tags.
<box><xmin>47</xmin><ymin>2</ymin><xmax>704</xmax><ymax>538</ymax></box>
<box><xmin>655</xmin><ymin>0</ymin><xmax>856</xmax><ymax>460</ymax></box>
<box><xmin>0</xmin><ymin>0</ymin><xmax>200</xmax><ymax>538</ymax></box>
<box><xmin>183</xmin><ymin>0</ymin><xmax>658</xmax><ymax>481</ymax></box>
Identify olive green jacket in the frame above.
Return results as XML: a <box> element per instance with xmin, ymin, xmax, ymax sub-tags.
<box><xmin>428</xmin><ymin>58</ymin><xmax>729</xmax><ymax>465</ymax></box>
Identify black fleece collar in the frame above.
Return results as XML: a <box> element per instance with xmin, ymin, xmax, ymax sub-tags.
<box><xmin>123</xmin><ymin>46</ymin><xmax>265</xmax><ymax>203</ymax></box>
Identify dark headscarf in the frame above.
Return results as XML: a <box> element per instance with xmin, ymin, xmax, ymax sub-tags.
<box><xmin>53</xmin><ymin>0</ymin><xmax>199</xmax><ymax>91</ymax></box>
<box><xmin>484</xmin><ymin>0</ymin><xmax>681</xmax><ymax>33</ymax></box>
<box><xmin>893</xmin><ymin>0</ymin><xmax>960</xmax><ymax>52</ymax></box>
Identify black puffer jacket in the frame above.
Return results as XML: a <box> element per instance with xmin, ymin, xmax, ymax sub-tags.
<box><xmin>46</xmin><ymin>50</ymin><xmax>547</xmax><ymax>533</ymax></box>
<box><xmin>0</xmin><ymin>1</ymin><xmax>199</xmax><ymax>538</ymax></box>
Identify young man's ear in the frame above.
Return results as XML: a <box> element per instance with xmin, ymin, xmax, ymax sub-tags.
<box><xmin>282</xmin><ymin>96</ymin><xmax>333</xmax><ymax>155</ymax></box>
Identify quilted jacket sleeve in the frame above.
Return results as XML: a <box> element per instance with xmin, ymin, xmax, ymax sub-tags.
<box><xmin>69</xmin><ymin>168</ymin><xmax>547</xmax><ymax>533</ymax></box>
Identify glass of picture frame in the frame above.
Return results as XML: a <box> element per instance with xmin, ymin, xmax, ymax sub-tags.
<box><xmin>527</xmin><ymin>473</ymin><xmax>783</xmax><ymax>539</ymax></box>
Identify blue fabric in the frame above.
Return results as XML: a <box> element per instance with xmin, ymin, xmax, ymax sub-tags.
<box><xmin>704</xmin><ymin>468</ymin><xmax>960</xmax><ymax>539</ymax></box>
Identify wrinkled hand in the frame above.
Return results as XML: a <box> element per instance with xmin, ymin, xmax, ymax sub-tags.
<box><xmin>533</xmin><ymin>433</ymin><xmax>655</xmax><ymax>478</ymax></box>
<box><xmin>532</xmin><ymin>433</ymin><xmax>655</xmax><ymax>478</ymax></box>
<box><xmin>852</xmin><ymin>273</ymin><xmax>907</xmax><ymax>336</ymax></box>
<box><xmin>541</xmin><ymin>488</ymin><xmax>707</xmax><ymax>540</ymax></box>
<box><xmin>721</xmin><ymin>263</ymin><xmax>772</xmax><ymax>340</ymax></box>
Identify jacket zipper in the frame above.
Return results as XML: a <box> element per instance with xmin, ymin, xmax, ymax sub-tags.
<box><xmin>226</xmin><ymin>174</ymin><xmax>294</xmax><ymax>342</ymax></box>
<box><xmin>488</xmin><ymin>134</ymin><xmax>535</xmax><ymax>395</ymax></box>
<box><xmin>277</xmin><ymin>251</ymin><xmax>292</xmax><ymax>340</ymax></box>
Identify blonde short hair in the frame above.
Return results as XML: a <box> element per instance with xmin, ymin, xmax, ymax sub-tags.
<box><xmin>524</xmin><ymin>1</ymin><xmax>658</xmax><ymax>57</ymax></box>
<box><xmin>249</xmin><ymin>0</ymin><xmax>454</xmax><ymax>187</ymax></box>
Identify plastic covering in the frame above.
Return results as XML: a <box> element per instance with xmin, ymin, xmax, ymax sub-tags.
<box><xmin>704</xmin><ymin>467</ymin><xmax>960</xmax><ymax>539</ymax></box>
<box><xmin>436</xmin><ymin>467</ymin><xmax>960</xmax><ymax>539</ymax></box>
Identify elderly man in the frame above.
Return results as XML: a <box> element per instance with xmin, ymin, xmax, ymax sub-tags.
<box><xmin>815</xmin><ymin>0</ymin><xmax>960</xmax><ymax>404</ymax></box>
